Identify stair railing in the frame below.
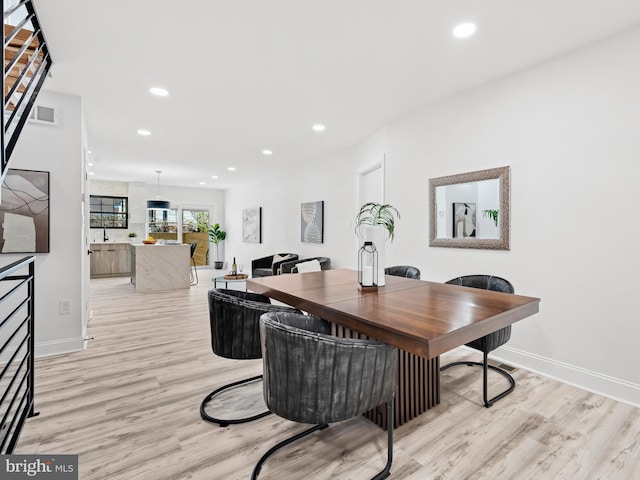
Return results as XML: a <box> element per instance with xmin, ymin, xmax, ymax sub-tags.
<box><xmin>2</xmin><ymin>0</ymin><xmax>53</xmax><ymax>182</ymax></box>
<box><xmin>0</xmin><ymin>255</ymin><xmax>36</xmax><ymax>454</ymax></box>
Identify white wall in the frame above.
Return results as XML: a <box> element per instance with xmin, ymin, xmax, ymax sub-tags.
<box><xmin>385</xmin><ymin>26</ymin><xmax>640</xmax><ymax>404</ymax></box>
<box><xmin>5</xmin><ymin>90</ymin><xmax>85</xmax><ymax>356</ymax></box>
<box><xmin>225</xmin><ymin>149</ymin><xmax>357</xmax><ymax>271</ymax></box>
<box><xmin>224</xmin><ymin>27</ymin><xmax>640</xmax><ymax>405</ymax></box>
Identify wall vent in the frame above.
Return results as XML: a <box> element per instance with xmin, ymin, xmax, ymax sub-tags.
<box><xmin>28</xmin><ymin>104</ymin><xmax>59</xmax><ymax>126</ymax></box>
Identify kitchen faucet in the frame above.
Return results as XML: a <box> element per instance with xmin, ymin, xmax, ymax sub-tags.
<box><xmin>103</xmin><ymin>227</ymin><xmax>109</xmax><ymax>242</ymax></box>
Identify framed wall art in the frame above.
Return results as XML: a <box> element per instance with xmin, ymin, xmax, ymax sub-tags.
<box><xmin>301</xmin><ymin>200</ymin><xmax>323</xmax><ymax>243</ymax></box>
<box><xmin>0</xmin><ymin>168</ymin><xmax>49</xmax><ymax>253</ymax></box>
<box><xmin>242</xmin><ymin>206</ymin><xmax>262</xmax><ymax>243</ymax></box>
<box><xmin>453</xmin><ymin>202</ymin><xmax>476</xmax><ymax>238</ymax></box>
<box><xmin>0</xmin><ymin>168</ymin><xmax>50</xmax><ymax>253</ymax></box>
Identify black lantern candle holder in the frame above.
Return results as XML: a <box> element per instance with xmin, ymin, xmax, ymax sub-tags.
<box><xmin>358</xmin><ymin>241</ymin><xmax>378</xmax><ymax>290</ymax></box>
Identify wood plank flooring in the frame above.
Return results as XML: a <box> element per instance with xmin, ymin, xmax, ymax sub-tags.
<box><xmin>17</xmin><ymin>277</ymin><xmax>640</xmax><ymax>479</ymax></box>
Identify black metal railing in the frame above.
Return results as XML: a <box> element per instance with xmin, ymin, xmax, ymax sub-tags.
<box><xmin>0</xmin><ymin>255</ymin><xmax>36</xmax><ymax>454</ymax></box>
<box><xmin>2</xmin><ymin>0</ymin><xmax>52</xmax><ymax>182</ymax></box>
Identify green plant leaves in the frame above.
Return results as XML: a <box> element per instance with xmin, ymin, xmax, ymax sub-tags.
<box><xmin>208</xmin><ymin>223</ymin><xmax>227</xmax><ymax>244</ymax></box>
<box><xmin>482</xmin><ymin>209</ymin><xmax>499</xmax><ymax>227</ymax></box>
<box><xmin>355</xmin><ymin>202</ymin><xmax>401</xmax><ymax>241</ymax></box>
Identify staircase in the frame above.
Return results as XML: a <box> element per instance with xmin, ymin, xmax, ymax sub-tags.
<box><xmin>2</xmin><ymin>0</ymin><xmax>52</xmax><ymax>183</ymax></box>
<box><xmin>0</xmin><ymin>0</ymin><xmax>50</xmax><ymax>454</ymax></box>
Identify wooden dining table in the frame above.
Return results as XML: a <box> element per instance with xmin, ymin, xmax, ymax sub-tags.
<box><xmin>247</xmin><ymin>269</ymin><xmax>540</xmax><ymax>428</ymax></box>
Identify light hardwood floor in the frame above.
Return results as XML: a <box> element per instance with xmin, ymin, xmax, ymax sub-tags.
<box><xmin>18</xmin><ymin>277</ymin><xmax>640</xmax><ymax>479</ymax></box>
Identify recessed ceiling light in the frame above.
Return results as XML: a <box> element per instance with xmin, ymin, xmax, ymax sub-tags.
<box><xmin>227</xmin><ymin>167</ymin><xmax>236</xmax><ymax>171</ymax></box>
<box><xmin>262</xmin><ymin>149</ymin><xmax>273</xmax><ymax>156</ymax></box>
<box><xmin>452</xmin><ymin>22</ymin><xmax>476</xmax><ymax>39</ymax></box>
<box><xmin>87</xmin><ymin>150</ymin><xmax>92</xmax><ymax>154</ymax></box>
<box><xmin>211</xmin><ymin>175</ymin><xmax>219</xmax><ymax>179</ymax></box>
<box><xmin>88</xmin><ymin>172</ymin><xmax>95</xmax><ymax>176</ymax></box>
<box><xmin>312</xmin><ymin>124</ymin><xmax>326</xmax><ymax>132</ymax></box>
<box><xmin>137</xmin><ymin>129</ymin><xmax>151</xmax><ymax>136</ymax></box>
<box><xmin>199</xmin><ymin>181</ymin><xmax>206</xmax><ymax>185</ymax></box>
<box><xmin>149</xmin><ymin>87</ymin><xmax>169</xmax><ymax>97</ymax></box>
<box><xmin>88</xmin><ymin>162</ymin><xmax>94</xmax><ymax>167</ymax></box>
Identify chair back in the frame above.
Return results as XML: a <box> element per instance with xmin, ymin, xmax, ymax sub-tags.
<box><xmin>208</xmin><ymin>289</ymin><xmax>300</xmax><ymax>360</ymax></box>
<box><xmin>445</xmin><ymin>275</ymin><xmax>513</xmax><ymax>293</ymax></box>
<box><xmin>189</xmin><ymin>242</ymin><xmax>197</xmax><ymax>258</ymax></box>
<box><xmin>260</xmin><ymin>312</ymin><xmax>397</xmax><ymax>424</ymax></box>
<box><xmin>445</xmin><ymin>275</ymin><xmax>514</xmax><ymax>351</ymax></box>
<box><xmin>280</xmin><ymin>257</ymin><xmax>331</xmax><ymax>274</ymax></box>
<box><xmin>385</xmin><ymin>265</ymin><xmax>421</xmax><ymax>279</ymax></box>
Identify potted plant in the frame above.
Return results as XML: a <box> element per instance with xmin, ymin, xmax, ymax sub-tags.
<box><xmin>128</xmin><ymin>232</ymin><xmax>138</xmax><ymax>242</ymax></box>
<box><xmin>482</xmin><ymin>209</ymin><xmax>499</xmax><ymax>227</ymax></box>
<box><xmin>354</xmin><ymin>202</ymin><xmax>400</xmax><ymax>287</ymax></box>
<box><xmin>208</xmin><ymin>223</ymin><xmax>227</xmax><ymax>269</ymax></box>
<box><xmin>354</xmin><ymin>202</ymin><xmax>401</xmax><ymax>241</ymax></box>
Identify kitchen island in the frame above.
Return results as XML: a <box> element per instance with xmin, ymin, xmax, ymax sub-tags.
<box><xmin>130</xmin><ymin>243</ymin><xmax>190</xmax><ymax>292</ymax></box>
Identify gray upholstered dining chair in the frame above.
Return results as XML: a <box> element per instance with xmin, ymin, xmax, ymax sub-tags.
<box><xmin>384</xmin><ymin>265</ymin><xmax>421</xmax><ymax>279</ymax></box>
<box><xmin>440</xmin><ymin>275</ymin><xmax>516</xmax><ymax>408</ymax></box>
<box><xmin>252</xmin><ymin>312</ymin><xmax>397</xmax><ymax>480</ymax></box>
<box><xmin>200</xmin><ymin>289</ymin><xmax>301</xmax><ymax>427</ymax></box>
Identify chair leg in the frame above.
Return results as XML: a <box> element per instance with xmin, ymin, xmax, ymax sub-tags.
<box><xmin>251</xmin><ymin>399</ymin><xmax>394</xmax><ymax>480</ymax></box>
<box><xmin>190</xmin><ymin>258</ymin><xmax>199</xmax><ymax>286</ymax></box>
<box><xmin>441</xmin><ymin>356</ymin><xmax>516</xmax><ymax>408</ymax></box>
<box><xmin>373</xmin><ymin>399</ymin><xmax>394</xmax><ymax>480</ymax></box>
<box><xmin>200</xmin><ymin>375</ymin><xmax>271</xmax><ymax>427</ymax></box>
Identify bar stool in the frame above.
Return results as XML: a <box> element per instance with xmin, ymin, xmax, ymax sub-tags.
<box><xmin>189</xmin><ymin>243</ymin><xmax>198</xmax><ymax>285</ymax></box>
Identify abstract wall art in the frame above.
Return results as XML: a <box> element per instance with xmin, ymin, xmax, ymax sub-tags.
<box><xmin>300</xmin><ymin>200</ymin><xmax>323</xmax><ymax>243</ymax></box>
<box><xmin>453</xmin><ymin>202</ymin><xmax>476</xmax><ymax>238</ymax></box>
<box><xmin>0</xmin><ymin>169</ymin><xmax>50</xmax><ymax>253</ymax></box>
<box><xmin>242</xmin><ymin>206</ymin><xmax>262</xmax><ymax>243</ymax></box>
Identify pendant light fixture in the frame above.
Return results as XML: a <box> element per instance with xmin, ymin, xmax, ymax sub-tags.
<box><xmin>147</xmin><ymin>170</ymin><xmax>170</xmax><ymax>209</ymax></box>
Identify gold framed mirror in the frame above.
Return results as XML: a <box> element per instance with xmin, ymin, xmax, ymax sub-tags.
<box><xmin>429</xmin><ymin>166</ymin><xmax>510</xmax><ymax>250</ymax></box>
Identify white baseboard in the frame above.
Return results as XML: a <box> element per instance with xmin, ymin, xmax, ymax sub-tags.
<box><xmin>489</xmin><ymin>345</ymin><xmax>640</xmax><ymax>408</ymax></box>
<box><xmin>35</xmin><ymin>337</ymin><xmax>86</xmax><ymax>358</ymax></box>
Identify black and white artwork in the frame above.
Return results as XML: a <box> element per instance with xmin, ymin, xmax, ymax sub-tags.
<box><xmin>300</xmin><ymin>200</ymin><xmax>324</xmax><ymax>243</ymax></box>
<box><xmin>242</xmin><ymin>207</ymin><xmax>262</xmax><ymax>243</ymax></box>
<box><xmin>0</xmin><ymin>169</ymin><xmax>50</xmax><ymax>253</ymax></box>
<box><xmin>453</xmin><ymin>202</ymin><xmax>476</xmax><ymax>238</ymax></box>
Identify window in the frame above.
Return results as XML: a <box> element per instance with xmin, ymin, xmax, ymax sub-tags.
<box><xmin>182</xmin><ymin>209</ymin><xmax>210</xmax><ymax>233</ymax></box>
<box><xmin>148</xmin><ymin>208</ymin><xmax>178</xmax><ymax>234</ymax></box>
<box><xmin>90</xmin><ymin>195</ymin><xmax>128</xmax><ymax>229</ymax></box>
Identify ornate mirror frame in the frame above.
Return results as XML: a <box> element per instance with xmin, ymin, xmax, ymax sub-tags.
<box><xmin>429</xmin><ymin>166</ymin><xmax>510</xmax><ymax>250</ymax></box>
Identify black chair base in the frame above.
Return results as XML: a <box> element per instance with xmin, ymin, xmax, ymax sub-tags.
<box><xmin>441</xmin><ymin>353</ymin><xmax>515</xmax><ymax>408</ymax></box>
<box><xmin>251</xmin><ymin>400</ymin><xmax>393</xmax><ymax>480</ymax></box>
<box><xmin>200</xmin><ymin>375</ymin><xmax>271</xmax><ymax>427</ymax></box>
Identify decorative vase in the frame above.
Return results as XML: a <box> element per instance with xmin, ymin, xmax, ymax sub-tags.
<box><xmin>363</xmin><ymin>225</ymin><xmax>386</xmax><ymax>286</ymax></box>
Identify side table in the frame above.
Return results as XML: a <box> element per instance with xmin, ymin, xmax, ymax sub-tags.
<box><xmin>213</xmin><ymin>274</ymin><xmax>249</xmax><ymax>290</ymax></box>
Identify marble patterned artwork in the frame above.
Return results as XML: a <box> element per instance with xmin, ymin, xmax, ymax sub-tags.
<box><xmin>0</xmin><ymin>169</ymin><xmax>50</xmax><ymax>253</ymax></box>
<box><xmin>242</xmin><ymin>207</ymin><xmax>261</xmax><ymax>243</ymax></box>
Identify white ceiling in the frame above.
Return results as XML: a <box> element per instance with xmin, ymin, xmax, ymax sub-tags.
<box><xmin>32</xmin><ymin>0</ymin><xmax>640</xmax><ymax>190</ymax></box>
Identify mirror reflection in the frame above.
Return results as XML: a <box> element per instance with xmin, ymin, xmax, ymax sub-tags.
<box><xmin>435</xmin><ymin>179</ymin><xmax>500</xmax><ymax>239</ymax></box>
<box><xmin>429</xmin><ymin>166</ymin><xmax>510</xmax><ymax>250</ymax></box>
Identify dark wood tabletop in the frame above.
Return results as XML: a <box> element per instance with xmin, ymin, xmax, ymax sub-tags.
<box><xmin>247</xmin><ymin>269</ymin><xmax>540</xmax><ymax>359</ymax></box>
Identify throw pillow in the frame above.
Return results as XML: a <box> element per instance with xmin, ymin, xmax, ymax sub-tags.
<box><xmin>294</xmin><ymin>259</ymin><xmax>322</xmax><ymax>273</ymax></box>
<box><xmin>272</xmin><ymin>254</ymin><xmax>293</xmax><ymax>266</ymax></box>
